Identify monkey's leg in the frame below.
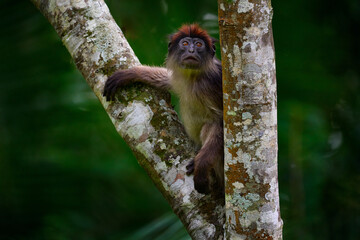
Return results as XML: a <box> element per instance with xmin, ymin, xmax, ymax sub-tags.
<box><xmin>193</xmin><ymin>122</ymin><xmax>224</xmax><ymax>194</ymax></box>
<box><xmin>103</xmin><ymin>66</ymin><xmax>171</xmax><ymax>101</ymax></box>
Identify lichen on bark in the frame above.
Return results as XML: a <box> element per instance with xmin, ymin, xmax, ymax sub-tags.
<box><xmin>218</xmin><ymin>0</ymin><xmax>283</xmax><ymax>239</ymax></box>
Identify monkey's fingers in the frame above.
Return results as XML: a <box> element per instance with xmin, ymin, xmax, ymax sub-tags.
<box><xmin>104</xmin><ymin>71</ymin><xmax>135</xmax><ymax>101</ymax></box>
<box><xmin>186</xmin><ymin>160</ymin><xmax>194</xmax><ymax>175</ymax></box>
<box><xmin>104</xmin><ymin>77</ymin><xmax>121</xmax><ymax>101</ymax></box>
<box><xmin>103</xmin><ymin>78</ymin><xmax>114</xmax><ymax>101</ymax></box>
<box><xmin>108</xmin><ymin>81</ymin><xmax>119</xmax><ymax>101</ymax></box>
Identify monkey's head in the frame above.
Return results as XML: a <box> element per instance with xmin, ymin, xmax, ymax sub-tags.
<box><xmin>167</xmin><ymin>24</ymin><xmax>216</xmax><ymax>71</ymax></box>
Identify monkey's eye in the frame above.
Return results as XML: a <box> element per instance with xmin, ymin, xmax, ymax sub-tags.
<box><xmin>196</xmin><ymin>42</ymin><xmax>203</xmax><ymax>47</ymax></box>
<box><xmin>182</xmin><ymin>41</ymin><xmax>189</xmax><ymax>46</ymax></box>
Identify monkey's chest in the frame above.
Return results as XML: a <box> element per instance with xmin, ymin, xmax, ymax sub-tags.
<box><xmin>179</xmin><ymin>95</ymin><xmax>214</xmax><ymax>144</ymax></box>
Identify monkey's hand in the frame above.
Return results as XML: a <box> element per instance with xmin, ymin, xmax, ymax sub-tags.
<box><xmin>186</xmin><ymin>158</ymin><xmax>211</xmax><ymax>194</ymax></box>
<box><xmin>189</xmin><ymin>148</ymin><xmax>224</xmax><ymax>195</ymax></box>
<box><xmin>193</xmin><ymin>163</ymin><xmax>212</xmax><ymax>194</ymax></box>
<box><xmin>186</xmin><ymin>159</ymin><xmax>195</xmax><ymax>175</ymax></box>
<box><xmin>103</xmin><ymin>70</ymin><xmax>135</xmax><ymax>101</ymax></box>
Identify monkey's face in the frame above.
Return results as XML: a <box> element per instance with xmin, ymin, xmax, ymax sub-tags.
<box><xmin>176</xmin><ymin>37</ymin><xmax>208</xmax><ymax>69</ymax></box>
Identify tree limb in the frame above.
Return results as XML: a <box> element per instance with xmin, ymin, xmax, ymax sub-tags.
<box><xmin>30</xmin><ymin>0</ymin><xmax>224</xmax><ymax>239</ymax></box>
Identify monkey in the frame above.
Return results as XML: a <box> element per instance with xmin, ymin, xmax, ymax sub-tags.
<box><xmin>103</xmin><ymin>24</ymin><xmax>223</xmax><ymax>194</ymax></box>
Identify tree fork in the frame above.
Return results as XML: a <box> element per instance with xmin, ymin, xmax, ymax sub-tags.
<box><xmin>31</xmin><ymin>0</ymin><xmax>224</xmax><ymax>239</ymax></box>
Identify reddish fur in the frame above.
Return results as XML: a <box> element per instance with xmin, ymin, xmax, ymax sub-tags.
<box><xmin>104</xmin><ymin>24</ymin><xmax>224</xmax><ymax>195</ymax></box>
<box><xmin>171</xmin><ymin>24</ymin><xmax>212</xmax><ymax>48</ymax></box>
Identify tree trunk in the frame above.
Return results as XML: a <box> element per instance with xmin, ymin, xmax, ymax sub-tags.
<box><xmin>30</xmin><ymin>0</ymin><xmax>224</xmax><ymax>239</ymax></box>
<box><xmin>218</xmin><ymin>0</ymin><xmax>283</xmax><ymax>239</ymax></box>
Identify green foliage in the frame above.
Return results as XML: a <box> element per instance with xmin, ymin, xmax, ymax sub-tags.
<box><xmin>0</xmin><ymin>0</ymin><xmax>359</xmax><ymax>239</ymax></box>
<box><xmin>125</xmin><ymin>213</ymin><xmax>190</xmax><ymax>240</ymax></box>
<box><xmin>273</xmin><ymin>0</ymin><xmax>360</xmax><ymax>239</ymax></box>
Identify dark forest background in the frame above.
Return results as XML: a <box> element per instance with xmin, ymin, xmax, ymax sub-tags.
<box><xmin>0</xmin><ymin>0</ymin><xmax>359</xmax><ymax>239</ymax></box>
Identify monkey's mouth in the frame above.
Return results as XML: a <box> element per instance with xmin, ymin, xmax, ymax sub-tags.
<box><xmin>184</xmin><ymin>56</ymin><xmax>198</xmax><ymax>61</ymax></box>
<box><xmin>182</xmin><ymin>56</ymin><xmax>200</xmax><ymax>68</ymax></box>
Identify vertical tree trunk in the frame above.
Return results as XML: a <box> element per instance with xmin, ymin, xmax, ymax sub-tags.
<box><xmin>218</xmin><ymin>0</ymin><xmax>283</xmax><ymax>239</ymax></box>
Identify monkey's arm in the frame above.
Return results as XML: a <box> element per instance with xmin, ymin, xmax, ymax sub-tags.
<box><xmin>103</xmin><ymin>66</ymin><xmax>171</xmax><ymax>101</ymax></box>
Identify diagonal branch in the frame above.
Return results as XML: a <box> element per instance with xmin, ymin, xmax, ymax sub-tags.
<box><xmin>30</xmin><ymin>0</ymin><xmax>224</xmax><ymax>239</ymax></box>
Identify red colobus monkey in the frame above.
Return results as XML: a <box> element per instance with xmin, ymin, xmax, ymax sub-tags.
<box><xmin>103</xmin><ymin>24</ymin><xmax>223</xmax><ymax>194</ymax></box>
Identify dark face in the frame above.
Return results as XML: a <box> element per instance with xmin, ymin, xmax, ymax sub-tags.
<box><xmin>177</xmin><ymin>37</ymin><xmax>207</xmax><ymax>69</ymax></box>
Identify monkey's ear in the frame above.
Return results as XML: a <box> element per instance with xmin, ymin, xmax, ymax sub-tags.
<box><xmin>211</xmin><ymin>37</ymin><xmax>219</xmax><ymax>44</ymax></box>
<box><xmin>211</xmin><ymin>44</ymin><xmax>216</xmax><ymax>56</ymax></box>
<box><xmin>211</xmin><ymin>37</ymin><xmax>218</xmax><ymax>56</ymax></box>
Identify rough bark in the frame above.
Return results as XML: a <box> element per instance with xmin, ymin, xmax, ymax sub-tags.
<box><xmin>30</xmin><ymin>0</ymin><xmax>224</xmax><ymax>239</ymax></box>
<box><xmin>218</xmin><ymin>0</ymin><xmax>283</xmax><ymax>239</ymax></box>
